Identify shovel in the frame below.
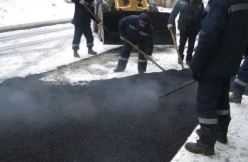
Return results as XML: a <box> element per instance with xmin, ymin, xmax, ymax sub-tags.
<box><xmin>169</xmin><ymin>28</ymin><xmax>184</xmax><ymax>69</ymax></box>
<box><xmin>156</xmin><ymin>80</ymin><xmax>195</xmax><ymax>108</ymax></box>
<box><xmin>124</xmin><ymin>38</ymin><xmax>167</xmax><ymax>73</ymax></box>
<box><xmin>80</xmin><ymin>1</ymin><xmax>111</xmax><ymax>34</ymax></box>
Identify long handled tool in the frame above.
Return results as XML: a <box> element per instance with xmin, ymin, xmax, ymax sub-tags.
<box><xmin>124</xmin><ymin>38</ymin><xmax>167</xmax><ymax>72</ymax></box>
<box><xmin>81</xmin><ymin>1</ymin><xmax>166</xmax><ymax>73</ymax></box>
<box><xmin>169</xmin><ymin>28</ymin><xmax>184</xmax><ymax>69</ymax></box>
<box><xmin>80</xmin><ymin>1</ymin><xmax>111</xmax><ymax>33</ymax></box>
<box><xmin>156</xmin><ymin>80</ymin><xmax>195</xmax><ymax>108</ymax></box>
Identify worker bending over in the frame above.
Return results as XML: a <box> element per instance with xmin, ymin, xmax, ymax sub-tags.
<box><xmin>114</xmin><ymin>13</ymin><xmax>154</xmax><ymax>74</ymax></box>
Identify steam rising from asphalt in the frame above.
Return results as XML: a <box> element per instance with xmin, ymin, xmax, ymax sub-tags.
<box><xmin>0</xmin><ymin>70</ymin><xmax>199</xmax><ymax>162</ymax></box>
<box><xmin>0</xmin><ymin>78</ymin><xmax>96</xmax><ymax>125</ymax></box>
<box><xmin>0</xmin><ymin>75</ymin><xmax>162</xmax><ymax>129</ymax></box>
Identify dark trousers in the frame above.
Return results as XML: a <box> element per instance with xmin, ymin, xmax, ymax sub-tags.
<box><xmin>179</xmin><ymin>29</ymin><xmax>197</xmax><ymax>61</ymax></box>
<box><xmin>117</xmin><ymin>41</ymin><xmax>148</xmax><ymax>72</ymax></box>
<box><xmin>235</xmin><ymin>56</ymin><xmax>248</xmax><ymax>87</ymax></box>
<box><xmin>72</xmin><ymin>24</ymin><xmax>94</xmax><ymax>51</ymax></box>
<box><xmin>196</xmin><ymin>76</ymin><xmax>231</xmax><ymax>146</ymax></box>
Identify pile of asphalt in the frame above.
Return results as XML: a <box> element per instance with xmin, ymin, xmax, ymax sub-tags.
<box><xmin>0</xmin><ymin>69</ymin><xmax>199</xmax><ymax>162</ymax></box>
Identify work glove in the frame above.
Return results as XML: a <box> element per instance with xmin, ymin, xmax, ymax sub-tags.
<box><xmin>144</xmin><ymin>54</ymin><xmax>150</xmax><ymax>60</ymax></box>
<box><xmin>79</xmin><ymin>0</ymin><xmax>85</xmax><ymax>5</ymax></box>
<box><xmin>120</xmin><ymin>36</ymin><xmax>126</xmax><ymax>41</ymax></box>
<box><xmin>167</xmin><ymin>24</ymin><xmax>173</xmax><ymax>30</ymax></box>
<box><xmin>191</xmin><ymin>71</ymin><xmax>200</xmax><ymax>81</ymax></box>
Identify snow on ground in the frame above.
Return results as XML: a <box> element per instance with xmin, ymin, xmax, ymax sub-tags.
<box><xmin>41</xmin><ymin>46</ymin><xmax>185</xmax><ymax>83</ymax></box>
<box><xmin>171</xmin><ymin>97</ymin><xmax>248</xmax><ymax>162</ymax></box>
<box><xmin>0</xmin><ymin>23</ymin><xmax>73</xmax><ymax>48</ymax></box>
<box><xmin>0</xmin><ymin>0</ymin><xmax>173</xmax><ymax>28</ymax></box>
<box><xmin>0</xmin><ymin>0</ymin><xmax>74</xmax><ymax>27</ymax></box>
<box><xmin>1</xmin><ymin>1</ymin><xmax>247</xmax><ymax>160</ymax></box>
<box><xmin>0</xmin><ymin>28</ymin><xmax>120</xmax><ymax>81</ymax></box>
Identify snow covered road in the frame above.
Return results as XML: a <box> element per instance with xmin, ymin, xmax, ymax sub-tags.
<box><xmin>0</xmin><ymin>25</ymin><xmax>73</xmax><ymax>43</ymax></box>
<box><xmin>41</xmin><ymin>46</ymin><xmax>184</xmax><ymax>84</ymax></box>
<box><xmin>0</xmin><ymin>23</ymin><xmax>120</xmax><ymax>81</ymax></box>
<box><xmin>0</xmin><ymin>21</ymin><xmax>247</xmax><ymax>162</ymax></box>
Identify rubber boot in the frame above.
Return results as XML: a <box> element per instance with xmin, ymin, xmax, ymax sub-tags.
<box><xmin>178</xmin><ymin>55</ymin><xmax>184</xmax><ymax>64</ymax></box>
<box><xmin>196</xmin><ymin>126</ymin><xmax>228</xmax><ymax>144</ymax></box>
<box><xmin>88</xmin><ymin>47</ymin><xmax>97</xmax><ymax>55</ymax></box>
<box><xmin>113</xmin><ymin>67</ymin><xmax>125</xmax><ymax>72</ymax></box>
<box><xmin>186</xmin><ymin>60</ymin><xmax>191</xmax><ymax>66</ymax></box>
<box><xmin>217</xmin><ymin>131</ymin><xmax>228</xmax><ymax>144</ymax></box>
<box><xmin>229</xmin><ymin>86</ymin><xmax>245</xmax><ymax>103</ymax></box>
<box><xmin>217</xmin><ymin>124</ymin><xmax>229</xmax><ymax>144</ymax></box>
<box><xmin>138</xmin><ymin>70</ymin><xmax>145</xmax><ymax>74</ymax></box>
<box><xmin>185</xmin><ymin>139</ymin><xmax>215</xmax><ymax>156</ymax></box>
<box><xmin>74</xmin><ymin>50</ymin><xmax>80</xmax><ymax>58</ymax></box>
<box><xmin>186</xmin><ymin>55</ymin><xmax>192</xmax><ymax>65</ymax></box>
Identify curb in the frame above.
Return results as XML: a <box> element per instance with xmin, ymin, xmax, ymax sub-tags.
<box><xmin>0</xmin><ymin>18</ymin><xmax>72</xmax><ymax>33</ymax></box>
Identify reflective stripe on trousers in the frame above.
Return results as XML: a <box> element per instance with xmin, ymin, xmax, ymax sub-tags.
<box><xmin>198</xmin><ymin>117</ymin><xmax>218</xmax><ymax>125</ymax></box>
<box><xmin>196</xmin><ymin>76</ymin><xmax>231</xmax><ymax>145</ymax></box>
<box><xmin>87</xmin><ymin>42</ymin><xmax>93</xmax><ymax>47</ymax></box>
<box><xmin>116</xmin><ymin>42</ymin><xmax>132</xmax><ymax>70</ymax></box>
<box><xmin>138</xmin><ymin>59</ymin><xmax>147</xmax><ymax>63</ymax></box>
<box><xmin>217</xmin><ymin>109</ymin><xmax>230</xmax><ymax>116</ymax></box>
<box><xmin>72</xmin><ymin>44</ymin><xmax>79</xmax><ymax>50</ymax></box>
<box><xmin>119</xmin><ymin>56</ymin><xmax>129</xmax><ymax>61</ymax></box>
<box><xmin>235</xmin><ymin>78</ymin><xmax>248</xmax><ymax>87</ymax></box>
<box><xmin>198</xmin><ymin>109</ymin><xmax>230</xmax><ymax>124</ymax></box>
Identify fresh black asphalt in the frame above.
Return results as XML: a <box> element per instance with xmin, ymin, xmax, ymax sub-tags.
<box><xmin>0</xmin><ymin>69</ymin><xmax>217</xmax><ymax>162</ymax></box>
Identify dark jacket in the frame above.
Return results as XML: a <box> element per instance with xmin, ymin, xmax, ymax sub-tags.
<box><xmin>237</xmin><ymin>37</ymin><xmax>248</xmax><ymax>83</ymax></box>
<box><xmin>245</xmin><ymin>36</ymin><xmax>248</xmax><ymax>57</ymax></box>
<box><xmin>202</xmin><ymin>0</ymin><xmax>214</xmax><ymax>19</ymax></box>
<box><xmin>190</xmin><ymin>0</ymin><xmax>248</xmax><ymax>78</ymax></box>
<box><xmin>119</xmin><ymin>15</ymin><xmax>154</xmax><ymax>55</ymax></box>
<box><xmin>168</xmin><ymin>0</ymin><xmax>204</xmax><ymax>34</ymax></box>
<box><xmin>71</xmin><ymin>0</ymin><xmax>98</xmax><ymax>27</ymax></box>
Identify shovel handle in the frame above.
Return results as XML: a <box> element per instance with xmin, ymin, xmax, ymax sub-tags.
<box><xmin>81</xmin><ymin>3</ymin><xmax>111</xmax><ymax>33</ymax></box>
<box><xmin>159</xmin><ymin>80</ymin><xmax>195</xmax><ymax>98</ymax></box>
<box><xmin>169</xmin><ymin>28</ymin><xmax>184</xmax><ymax>69</ymax></box>
<box><xmin>124</xmin><ymin>39</ymin><xmax>167</xmax><ymax>73</ymax></box>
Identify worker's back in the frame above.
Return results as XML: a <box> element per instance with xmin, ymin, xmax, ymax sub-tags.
<box><xmin>71</xmin><ymin>0</ymin><xmax>96</xmax><ymax>27</ymax></box>
<box><xmin>191</xmin><ymin>0</ymin><xmax>248</xmax><ymax>78</ymax></box>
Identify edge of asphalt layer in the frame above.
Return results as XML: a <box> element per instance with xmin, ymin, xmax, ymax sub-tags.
<box><xmin>0</xmin><ymin>70</ymin><xmax>198</xmax><ymax>162</ymax></box>
<box><xmin>0</xmin><ymin>18</ymin><xmax>72</xmax><ymax>33</ymax></box>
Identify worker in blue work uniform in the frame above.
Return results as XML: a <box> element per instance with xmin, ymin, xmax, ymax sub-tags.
<box><xmin>202</xmin><ymin>0</ymin><xmax>214</xmax><ymax>19</ymax></box>
<box><xmin>71</xmin><ymin>0</ymin><xmax>100</xmax><ymax>57</ymax></box>
<box><xmin>167</xmin><ymin>0</ymin><xmax>204</xmax><ymax>65</ymax></box>
<box><xmin>113</xmin><ymin>13</ymin><xmax>153</xmax><ymax>74</ymax></box>
<box><xmin>230</xmin><ymin>37</ymin><xmax>248</xmax><ymax>103</ymax></box>
<box><xmin>186</xmin><ymin>0</ymin><xmax>248</xmax><ymax>156</ymax></box>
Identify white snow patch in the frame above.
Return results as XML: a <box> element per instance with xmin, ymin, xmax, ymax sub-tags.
<box><xmin>0</xmin><ymin>32</ymin><xmax>120</xmax><ymax>81</ymax></box>
<box><xmin>41</xmin><ymin>47</ymin><xmax>185</xmax><ymax>83</ymax></box>
<box><xmin>171</xmin><ymin>95</ymin><xmax>248</xmax><ymax>162</ymax></box>
<box><xmin>0</xmin><ymin>0</ymin><xmax>74</xmax><ymax>27</ymax></box>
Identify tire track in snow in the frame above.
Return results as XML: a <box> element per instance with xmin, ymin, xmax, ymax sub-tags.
<box><xmin>0</xmin><ymin>34</ymin><xmax>73</xmax><ymax>56</ymax></box>
<box><xmin>0</xmin><ymin>26</ymin><xmax>73</xmax><ymax>41</ymax></box>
